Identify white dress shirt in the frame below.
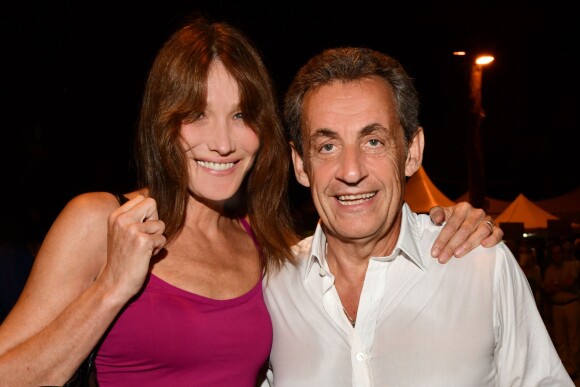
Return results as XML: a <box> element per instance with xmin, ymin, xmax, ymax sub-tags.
<box><xmin>263</xmin><ymin>203</ymin><xmax>572</xmax><ymax>387</ymax></box>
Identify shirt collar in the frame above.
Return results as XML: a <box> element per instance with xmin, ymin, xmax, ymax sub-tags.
<box><xmin>302</xmin><ymin>203</ymin><xmax>427</xmax><ymax>280</ymax></box>
<box><xmin>398</xmin><ymin>203</ymin><xmax>427</xmax><ymax>269</ymax></box>
<box><xmin>303</xmin><ymin>220</ymin><xmax>328</xmax><ymax>280</ymax></box>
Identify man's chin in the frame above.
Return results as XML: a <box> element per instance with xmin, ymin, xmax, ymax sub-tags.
<box><xmin>323</xmin><ymin>222</ymin><xmax>380</xmax><ymax>242</ymax></box>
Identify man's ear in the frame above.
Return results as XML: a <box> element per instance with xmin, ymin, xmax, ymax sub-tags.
<box><xmin>290</xmin><ymin>142</ymin><xmax>311</xmax><ymax>188</ymax></box>
<box><xmin>404</xmin><ymin>127</ymin><xmax>425</xmax><ymax>177</ymax></box>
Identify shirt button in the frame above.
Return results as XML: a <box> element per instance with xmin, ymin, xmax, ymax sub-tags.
<box><xmin>356</xmin><ymin>353</ymin><xmax>366</xmax><ymax>361</ymax></box>
<box><xmin>319</xmin><ymin>267</ymin><xmax>326</xmax><ymax>277</ymax></box>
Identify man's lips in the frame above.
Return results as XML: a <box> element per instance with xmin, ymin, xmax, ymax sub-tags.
<box><xmin>336</xmin><ymin>192</ymin><xmax>377</xmax><ymax>205</ymax></box>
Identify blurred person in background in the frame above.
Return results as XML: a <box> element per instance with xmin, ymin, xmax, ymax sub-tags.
<box><xmin>518</xmin><ymin>241</ymin><xmax>543</xmax><ymax>313</ymax></box>
<box><xmin>544</xmin><ymin>239</ymin><xmax>580</xmax><ymax>378</ymax></box>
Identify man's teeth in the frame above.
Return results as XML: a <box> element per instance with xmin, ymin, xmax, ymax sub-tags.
<box><xmin>337</xmin><ymin>192</ymin><xmax>376</xmax><ymax>205</ymax></box>
<box><xmin>197</xmin><ymin>161</ymin><xmax>235</xmax><ymax>171</ymax></box>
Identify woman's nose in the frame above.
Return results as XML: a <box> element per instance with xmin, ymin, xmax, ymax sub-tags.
<box><xmin>208</xmin><ymin>123</ymin><xmax>235</xmax><ymax>155</ymax></box>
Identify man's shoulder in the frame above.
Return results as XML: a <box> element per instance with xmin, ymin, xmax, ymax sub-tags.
<box><xmin>441</xmin><ymin>241</ymin><xmax>520</xmax><ymax>281</ymax></box>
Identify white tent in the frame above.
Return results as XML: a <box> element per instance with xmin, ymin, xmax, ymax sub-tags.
<box><xmin>494</xmin><ymin>193</ymin><xmax>559</xmax><ymax>230</ymax></box>
<box><xmin>403</xmin><ymin>166</ymin><xmax>455</xmax><ymax>213</ymax></box>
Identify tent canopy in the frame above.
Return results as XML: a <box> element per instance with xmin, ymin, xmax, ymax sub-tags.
<box><xmin>403</xmin><ymin>166</ymin><xmax>455</xmax><ymax>213</ymax></box>
<box><xmin>536</xmin><ymin>187</ymin><xmax>580</xmax><ymax>224</ymax></box>
<box><xmin>494</xmin><ymin>193</ymin><xmax>559</xmax><ymax>230</ymax></box>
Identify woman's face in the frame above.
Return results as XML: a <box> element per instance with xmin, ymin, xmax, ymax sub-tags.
<box><xmin>180</xmin><ymin>60</ymin><xmax>260</xmax><ymax>203</ymax></box>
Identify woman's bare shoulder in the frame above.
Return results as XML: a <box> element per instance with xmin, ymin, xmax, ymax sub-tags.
<box><xmin>65</xmin><ymin>191</ymin><xmax>124</xmax><ymax>213</ymax></box>
<box><xmin>60</xmin><ymin>191</ymin><xmax>142</xmax><ymax>222</ymax></box>
<box><xmin>36</xmin><ymin>191</ymin><xmax>139</xmax><ymax>263</ymax></box>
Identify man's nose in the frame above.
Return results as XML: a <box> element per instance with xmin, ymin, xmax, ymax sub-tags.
<box><xmin>336</xmin><ymin>145</ymin><xmax>367</xmax><ymax>184</ymax></box>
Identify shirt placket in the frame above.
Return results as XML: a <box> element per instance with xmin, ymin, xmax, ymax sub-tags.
<box><xmin>351</xmin><ymin>259</ymin><xmax>389</xmax><ymax>387</ymax></box>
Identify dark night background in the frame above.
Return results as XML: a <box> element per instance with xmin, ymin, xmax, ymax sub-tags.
<box><xmin>1</xmin><ymin>1</ymin><xmax>579</xmax><ymax>246</ymax></box>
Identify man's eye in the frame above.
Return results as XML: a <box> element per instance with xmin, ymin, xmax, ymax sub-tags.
<box><xmin>368</xmin><ymin>138</ymin><xmax>381</xmax><ymax>147</ymax></box>
<box><xmin>320</xmin><ymin>143</ymin><xmax>334</xmax><ymax>152</ymax></box>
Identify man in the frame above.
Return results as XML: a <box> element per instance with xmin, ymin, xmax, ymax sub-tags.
<box><xmin>264</xmin><ymin>47</ymin><xmax>571</xmax><ymax>386</ymax></box>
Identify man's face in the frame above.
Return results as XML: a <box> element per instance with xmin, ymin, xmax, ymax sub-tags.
<box><xmin>292</xmin><ymin>78</ymin><xmax>422</xmax><ymax>242</ymax></box>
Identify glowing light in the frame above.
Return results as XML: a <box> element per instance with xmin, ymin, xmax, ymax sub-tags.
<box><xmin>475</xmin><ymin>55</ymin><xmax>494</xmax><ymax>65</ymax></box>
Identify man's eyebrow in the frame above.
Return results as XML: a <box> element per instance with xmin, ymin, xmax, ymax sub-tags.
<box><xmin>312</xmin><ymin>124</ymin><xmax>386</xmax><ymax>139</ymax></box>
<box><xmin>309</xmin><ymin>123</ymin><xmax>389</xmax><ymax>146</ymax></box>
<box><xmin>361</xmin><ymin>123</ymin><xmax>387</xmax><ymax>136</ymax></box>
<box><xmin>310</xmin><ymin>128</ymin><xmax>337</xmax><ymax>142</ymax></box>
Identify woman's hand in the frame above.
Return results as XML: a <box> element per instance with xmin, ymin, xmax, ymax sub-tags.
<box><xmin>101</xmin><ymin>195</ymin><xmax>166</xmax><ymax>300</ymax></box>
<box><xmin>429</xmin><ymin>202</ymin><xmax>503</xmax><ymax>263</ymax></box>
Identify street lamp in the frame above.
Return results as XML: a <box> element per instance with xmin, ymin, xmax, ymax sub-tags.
<box><xmin>460</xmin><ymin>53</ymin><xmax>494</xmax><ymax>209</ymax></box>
<box><xmin>470</xmin><ymin>55</ymin><xmax>494</xmax><ymax>119</ymax></box>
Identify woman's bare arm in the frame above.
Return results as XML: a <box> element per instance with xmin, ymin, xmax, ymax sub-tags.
<box><xmin>0</xmin><ymin>192</ymin><xmax>165</xmax><ymax>386</ymax></box>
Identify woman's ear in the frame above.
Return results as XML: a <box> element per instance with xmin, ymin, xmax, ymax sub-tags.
<box><xmin>405</xmin><ymin>127</ymin><xmax>425</xmax><ymax>177</ymax></box>
<box><xmin>290</xmin><ymin>142</ymin><xmax>310</xmax><ymax>188</ymax></box>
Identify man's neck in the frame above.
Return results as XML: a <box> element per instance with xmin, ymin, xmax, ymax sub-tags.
<box><xmin>326</xmin><ymin>249</ymin><xmax>367</xmax><ymax>324</ymax></box>
<box><xmin>323</xmin><ymin>216</ymin><xmax>402</xmax><ymax>322</ymax></box>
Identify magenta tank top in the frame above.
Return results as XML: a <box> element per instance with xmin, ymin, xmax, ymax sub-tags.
<box><xmin>95</xmin><ymin>218</ymin><xmax>272</xmax><ymax>386</ymax></box>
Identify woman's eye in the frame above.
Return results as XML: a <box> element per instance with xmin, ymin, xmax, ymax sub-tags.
<box><xmin>182</xmin><ymin>112</ymin><xmax>203</xmax><ymax>125</ymax></box>
<box><xmin>233</xmin><ymin>112</ymin><xmax>244</xmax><ymax>120</ymax></box>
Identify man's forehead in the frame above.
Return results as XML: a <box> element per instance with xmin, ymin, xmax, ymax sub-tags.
<box><xmin>303</xmin><ymin>84</ymin><xmax>398</xmax><ymax>140</ymax></box>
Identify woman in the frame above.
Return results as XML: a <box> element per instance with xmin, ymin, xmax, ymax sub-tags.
<box><xmin>0</xmin><ymin>15</ymin><xmax>501</xmax><ymax>386</ymax></box>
